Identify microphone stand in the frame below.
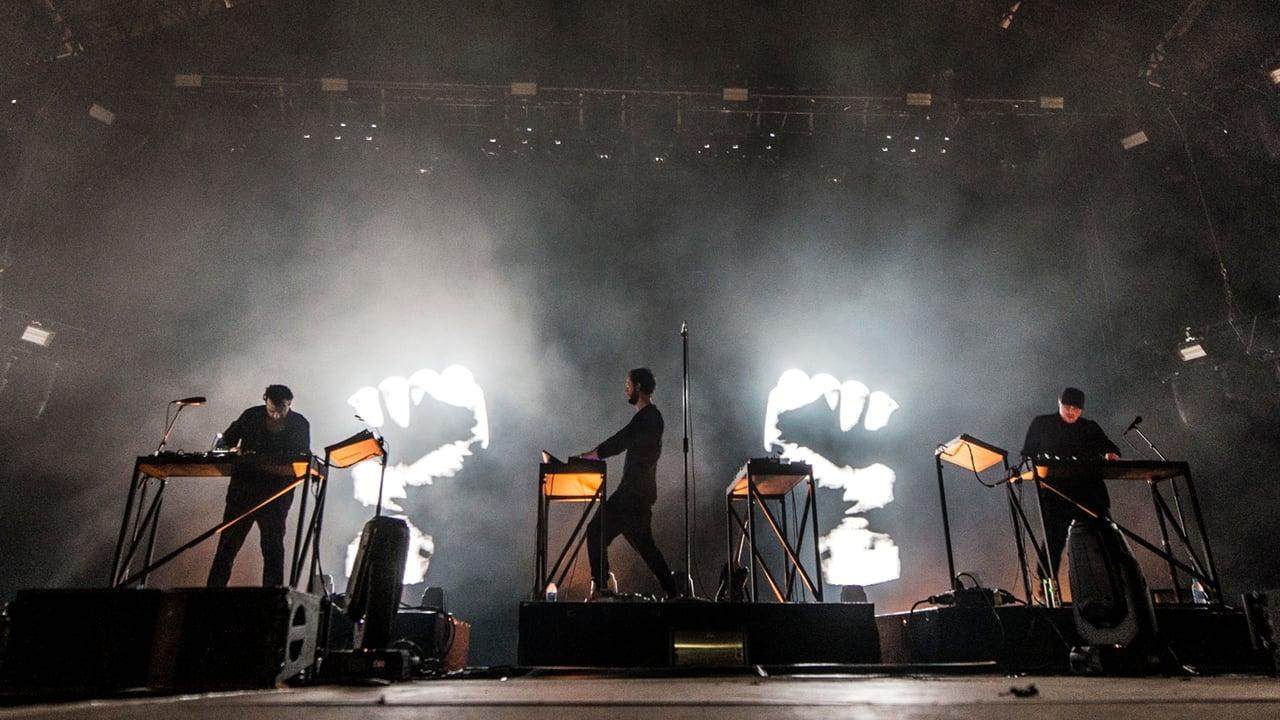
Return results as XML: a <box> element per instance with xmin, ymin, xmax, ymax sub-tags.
<box><xmin>680</xmin><ymin>321</ymin><xmax>694</xmax><ymax>597</ymax></box>
<box><xmin>373</xmin><ymin>435</ymin><xmax>389</xmax><ymax>518</ymax></box>
<box><xmin>155</xmin><ymin>402</ymin><xmax>189</xmax><ymax>454</ymax></box>
<box><xmin>1130</xmin><ymin>421</ymin><xmax>1196</xmax><ymax>574</ymax></box>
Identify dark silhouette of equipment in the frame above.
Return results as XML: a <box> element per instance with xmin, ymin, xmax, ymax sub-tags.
<box><xmin>1066</xmin><ymin>518</ymin><xmax>1162</xmax><ymax>673</ymax></box>
<box><xmin>345</xmin><ymin>516</ymin><xmax>410</xmax><ymax>650</ymax></box>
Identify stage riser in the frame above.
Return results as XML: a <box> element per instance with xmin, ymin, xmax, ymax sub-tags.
<box><xmin>518</xmin><ymin>602</ymin><xmax>879</xmax><ymax>667</ymax></box>
<box><xmin>1</xmin><ymin>587</ymin><xmax>319</xmax><ymax>693</ymax></box>
<box><xmin>876</xmin><ymin>605</ymin><xmax>1270</xmax><ymax>673</ymax></box>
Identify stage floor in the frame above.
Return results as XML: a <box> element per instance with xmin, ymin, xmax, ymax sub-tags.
<box><xmin>2</xmin><ymin>673</ymin><xmax>1278</xmax><ymax>719</ymax></box>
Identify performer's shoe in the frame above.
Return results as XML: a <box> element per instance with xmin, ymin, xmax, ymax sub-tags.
<box><xmin>587</xmin><ymin>573</ymin><xmax>620</xmax><ymax>601</ymax></box>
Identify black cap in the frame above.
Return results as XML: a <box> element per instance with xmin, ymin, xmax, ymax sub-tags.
<box><xmin>1059</xmin><ymin>387</ymin><xmax>1085</xmax><ymax>408</ymax></box>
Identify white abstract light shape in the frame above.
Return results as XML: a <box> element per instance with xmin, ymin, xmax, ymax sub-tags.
<box><xmin>815</xmin><ymin>461</ymin><xmax>896</xmax><ymax>513</ymax></box>
<box><xmin>820</xmin><ymin>516</ymin><xmax>901</xmax><ymax>586</ymax></box>
<box><xmin>864</xmin><ymin>391</ymin><xmax>900</xmax><ymax>431</ymax></box>
<box><xmin>351</xmin><ymin>461</ymin><xmax>407</xmax><ymax>511</ymax></box>
<box><xmin>344</xmin><ymin>516</ymin><xmax>435</xmax><ymax>585</ymax></box>
<box><xmin>839</xmin><ymin>380</ymin><xmax>869</xmax><ymax>432</ymax></box>
<box><xmin>763</xmin><ymin>369</ymin><xmax>901</xmax><ymax>585</ymax></box>
<box><xmin>347</xmin><ymin>386</ymin><xmax>384</xmax><ymax>427</ymax></box>
<box><xmin>346</xmin><ymin>364</ymin><xmax>490</xmax><ymax>506</ymax></box>
<box><xmin>378</xmin><ymin>376</ymin><xmax>413</xmax><ymax>429</ymax></box>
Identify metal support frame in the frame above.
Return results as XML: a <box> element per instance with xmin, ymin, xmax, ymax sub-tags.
<box><xmin>110</xmin><ymin>453</ymin><xmax>325</xmax><ymax>589</ymax></box>
<box><xmin>1012</xmin><ymin>461</ymin><xmax>1222</xmax><ymax>604</ymax></box>
<box><xmin>723</xmin><ymin>462</ymin><xmax>823</xmax><ymax>603</ymax></box>
<box><xmin>533</xmin><ymin>462</ymin><xmax>607</xmax><ymax>598</ymax></box>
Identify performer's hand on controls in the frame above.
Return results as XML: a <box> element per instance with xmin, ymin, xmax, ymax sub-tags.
<box><xmin>577</xmin><ymin>450</ymin><xmax>600</xmax><ymax>460</ymax></box>
<box><xmin>1104</xmin><ymin>452</ymin><xmax>1120</xmax><ymax>461</ymax></box>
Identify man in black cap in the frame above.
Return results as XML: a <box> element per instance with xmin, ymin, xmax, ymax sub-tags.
<box><xmin>1020</xmin><ymin>387</ymin><xmax>1120</xmax><ymax>584</ymax></box>
<box><xmin>207</xmin><ymin>384</ymin><xmax>311</xmax><ymax>587</ymax></box>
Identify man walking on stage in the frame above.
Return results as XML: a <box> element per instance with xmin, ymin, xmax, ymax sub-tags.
<box><xmin>1021</xmin><ymin>386</ymin><xmax>1121</xmax><ymax>585</ymax></box>
<box><xmin>578</xmin><ymin>368</ymin><xmax>681</xmax><ymax>599</ymax></box>
<box><xmin>207</xmin><ymin>384</ymin><xmax>311</xmax><ymax>587</ymax></box>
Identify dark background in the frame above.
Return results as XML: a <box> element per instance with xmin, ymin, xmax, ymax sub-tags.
<box><xmin>1</xmin><ymin>0</ymin><xmax>1278</xmax><ymax>665</ymax></box>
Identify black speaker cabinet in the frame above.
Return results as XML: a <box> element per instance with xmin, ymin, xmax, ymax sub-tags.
<box><xmin>151</xmin><ymin>587</ymin><xmax>320</xmax><ymax>690</ymax></box>
<box><xmin>1</xmin><ymin>588</ymin><xmax>166</xmax><ymax>691</ymax></box>
<box><xmin>0</xmin><ymin>587</ymin><xmax>319</xmax><ymax>693</ymax></box>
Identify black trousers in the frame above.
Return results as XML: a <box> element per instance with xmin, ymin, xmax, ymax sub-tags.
<box><xmin>207</xmin><ymin>478</ymin><xmax>295</xmax><ymax>587</ymax></box>
<box><xmin>586</xmin><ymin>493</ymin><xmax>677</xmax><ymax>596</ymax></box>
<box><xmin>1036</xmin><ymin>489</ymin><xmax>1107</xmax><ymax>582</ymax></box>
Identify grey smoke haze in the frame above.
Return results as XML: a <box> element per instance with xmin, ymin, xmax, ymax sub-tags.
<box><xmin>1</xmin><ymin>0</ymin><xmax>1278</xmax><ymax>666</ymax></box>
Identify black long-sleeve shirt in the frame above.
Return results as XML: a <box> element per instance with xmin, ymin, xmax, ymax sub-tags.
<box><xmin>222</xmin><ymin>405</ymin><xmax>311</xmax><ymax>487</ymax></box>
<box><xmin>596</xmin><ymin>403</ymin><xmax>663</xmax><ymax>507</ymax></box>
<box><xmin>1021</xmin><ymin>412</ymin><xmax>1119</xmax><ymax>512</ymax></box>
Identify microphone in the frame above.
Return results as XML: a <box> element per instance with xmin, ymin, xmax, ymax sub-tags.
<box><xmin>172</xmin><ymin>396</ymin><xmax>207</xmax><ymax>406</ymax></box>
<box><xmin>680</xmin><ymin>321</ymin><xmax>688</xmax><ymax>337</ymax></box>
<box><xmin>1124</xmin><ymin>415</ymin><xmax>1143</xmax><ymax>434</ymax></box>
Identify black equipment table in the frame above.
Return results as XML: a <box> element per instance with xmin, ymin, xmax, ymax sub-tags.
<box><xmin>533</xmin><ymin>456</ymin><xmax>607</xmax><ymax>598</ymax></box>
<box><xmin>1012</xmin><ymin>458</ymin><xmax>1221</xmax><ymax>604</ymax></box>
<box><xmin>110</xmin><ymin>452</ymin><xmax>326</xmax><ymax>589</ymax></box>
<box><xmin>724</xmin><ymin>458</ymin><xmax>823</xmax><ymax>603</ymax></box>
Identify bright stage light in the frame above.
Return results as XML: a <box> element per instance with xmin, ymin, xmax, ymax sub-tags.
<box><xmin>763</xmin><ymin>369</ymin><xmax>901</xmax><ymax>585</ymax></box>
<box><xmin>1178</xmin><ymin>328</ymin><xmax>1207</xmax><ymax>361</ymax></box>
<box><xmin>20</xmin><ymin>324</ymin><xmax>53</xmax><ymax>347</ymax></box>
<box><xmin>1121</xmin><ymin>130</ymin><xmax>1149</xmax><ymax>150</ymax></box>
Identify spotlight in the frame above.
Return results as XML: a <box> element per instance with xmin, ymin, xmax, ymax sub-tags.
<box><xmin>302</xmin><ymin>134</ymin><xmax>311</xmax><ymax>139</ymax></box>
<box><xmin>1178</xmin><ymin>328</ymin><xmax>1207</xmax><ymax>361</ymax></box>
<box><xmin>88</xmin><ymin>103</ymin><xmax>115</xmax><ymax>125</ymax></box>
<box><xmin>1121</xmin><ymin>131</ymin><xmax>1149</xmax><ymax>150</ymax></box>
<box><xmin>999</xmin><ymin>1</ymin><xmax>1022</xmax><ymax>30</ymax></box>
<box><xmin>510</xmin><ymin>81</ymin><xmax>538</xmax><ymax>97</ymax></box>
<box><xmin>21</xmin><ymin>324</ymin><xmax>53</xmax><ymax>348</ymax></box>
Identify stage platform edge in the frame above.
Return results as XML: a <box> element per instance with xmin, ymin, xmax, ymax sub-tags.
<box><xmin>518</xmin><ymin>601</ymin><xmax>880</xmax><ymax>667</ymax></box>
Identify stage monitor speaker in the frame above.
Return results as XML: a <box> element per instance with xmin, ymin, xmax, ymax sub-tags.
<box><xmin>346</xmin><ymin>516</ymin><xmax>409</xmax><ymax>650</ymax></box>
<box><xmin>149</xmin><ymin>587</ymin><xmax>320</xmax><ymax>690</ymax></box>
<box><xmin>1067</xmin><ymin>518</ymin><xmax>1161</xmax><ymax>673</ymax></box>
<box><xmin>1</xmin><ymin>587</ymin><xmax>319</xmax><ymax>692</ymax></box>
<box><xmin>1242</xmin><ymin>589</ymin><xmax>1280</xmax><ymax>673</ymax></box>
<box><xmin>0</xmin><ymin>588</ymin><xmax>165</xmax><ymax>692</ymax></box>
